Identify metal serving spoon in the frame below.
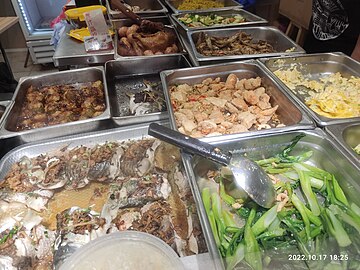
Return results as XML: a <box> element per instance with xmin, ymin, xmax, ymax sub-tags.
<box><xmin>148</xmin><ymin>123</ymin><xmax>276</xmax><ymax>208</ymax></box>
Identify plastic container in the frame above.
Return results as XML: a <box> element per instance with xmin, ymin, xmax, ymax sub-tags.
<box><xmin>59</xmin><ymin>231</ymin><xmax>185</xmax><ymax>270</ymax></box>
<box><xmin>65</xmin><ymin>5</ymin><xmax>107</xmax><ymax>28</ymax></box>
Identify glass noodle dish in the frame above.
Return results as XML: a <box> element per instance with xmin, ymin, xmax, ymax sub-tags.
<box><xmin>200</xmin><ymin>134</ymin><xmax>360</xmax><ymax>269</ymax></box>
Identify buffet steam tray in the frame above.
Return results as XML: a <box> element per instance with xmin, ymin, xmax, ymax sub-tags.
<box><xmin>0</xmin><ymin>121</ymin><xmax>209</xmax><ymax>269</ymax></box>
<box><xmin>106</xmin><ymin>0</ymin><xmax>168</xmax><ymax>19</ymax></box>
<box><xmin>105</xmin><ymin>55</ymin><xmax>191</xmax><ymax>126</ymax></box>
<box><xmin>171</xmin><ymin>8</ymin><xmax>267</xmax><ymax>34</ymax></box>
<box><xmin>113</xmin><ymin>17</ymin><xmax>187</xmax><ymax>60</ymax></box>
<box><xmin>165</xmin><ymin>0</ymin><xmax>242</xmax><ymax>14</ymax></box>
<box><xmin>160</xmin><ymin>60</ymin><xmax>314</xmax><ymax>141</ymax></box>
<box><xmin>325</xmin><ymin>123</ymin><xmax>360</xmax><ymax>168</ymax></box>
<box><xmin>0</xmin><ymin>67</ymin><xmax>111</xmax><ymax>143</ymax></box>
<box><xmin>0</xmin><ymin>100</ymin><xmax>12</xmax><ymax>130</ymax></box>
<box><xmin>186</xmin><ymin>26</ymin><xmax>305</xmax><ymax>66</ymax></box>
<box><xmin>259</xmin><ymin>52</ymin><xmax>360</xmax><ymax>126</ymax></box>
<box><xmin>182</xmin><ymin>128</ymin><xmax>360</xmax><ymax>270</ymax></box>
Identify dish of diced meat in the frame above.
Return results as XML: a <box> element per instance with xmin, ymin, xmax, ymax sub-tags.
<box><xmin>170</xmin><ymin>73</ymin><xmax>284</xmax><ymax>138</ymax></box>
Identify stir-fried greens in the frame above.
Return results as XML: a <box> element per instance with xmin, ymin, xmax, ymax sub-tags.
<box><xmin>179</xmin><ymin>13</ymin><xmax>246</xmax><ymax>28</ymax></box>
<box><xmin>201</xmin><ymin>134</ymin><xmax>360</xmax><ymax>269</ymax></box>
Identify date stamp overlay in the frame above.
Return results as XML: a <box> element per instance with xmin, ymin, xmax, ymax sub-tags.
<box><xmin>288</xmin><ymin>254</ymin><xmax>349</xmax><ymax>261</ymax></box>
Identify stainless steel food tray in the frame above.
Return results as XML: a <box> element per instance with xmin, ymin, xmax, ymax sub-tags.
<box><xmin>182</xmin><ymin>128</ymin><xmax>360</xmax><ymax>270</ymax></box>
<box><xmin>171</xmin><ymin>8</ymin><xmax>267</xmax><ymax>34</ymax></box>
<box><xmin>0</xmin><ymin>100</ymin><xmax>12</xmax><ymax>130</ymax></box>
<box><xmin>105</xmin><ymin>55</ymin><xmax>191</xmax><ymax>126</ymax></box>
<box><xmin>106</xmin><ymin>0</ymin><xmax>168</xmax><ymax>19</ymax></box>
<box><xmin>325</xmin><ymin>122</ymin><xmax>360</xmax><ymax>167</ymax></box>
<box><xmin>165</xmin><ymin>0</ymin><xmax>242</xmax><ymax>14</ymax></box>
<box><xmin>113</xmin><ymin>17</ymin><xmax>187</xmax><ymax>60</ymax></box>
<box><xmin>160</xmin><ymin>60</ymin><xmax>314</xmax><ymax>141</ymax></box>
<box><xmin>0</xmin><ymin>67</ymin><xmax>111</xmax><ymax>143</ymax></box>
<box><xmin>259</xmin><ymin>52</ymin><xmax>360</xmax><ymax>126</ymax></box>
<box><xmin>187</xmin><ymin>26</ymin><xmax>305</xmax><ymax>66</ymax></box>
<box><xmin>0</xmin><ymin>122</ymin><xmax>163</xmax><ymax>181</ymax></box>
<box><xmin>0</xmin><ymin>121</ymin><xmax>213</xmax><ymax>270</ymax></box>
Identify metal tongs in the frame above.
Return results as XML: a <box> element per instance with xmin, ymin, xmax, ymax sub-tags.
<box><xmin>110</xmin><ymin>0</ymin><xmax>165</xmax><ymax>32</ymax></box>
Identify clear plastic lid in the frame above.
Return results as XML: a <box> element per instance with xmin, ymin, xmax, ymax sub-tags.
<box><xmin>59</xmin><ymin>231</ymin><xmax>185</xmax><ymax>270</ymax></box>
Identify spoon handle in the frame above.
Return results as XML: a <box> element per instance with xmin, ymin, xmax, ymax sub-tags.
<box><xmin>148</xmin><ymin>123</ymin><xmax>231</xmax><ymax>166</ymax></box>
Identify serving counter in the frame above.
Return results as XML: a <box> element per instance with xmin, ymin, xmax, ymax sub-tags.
<box><xmin>53</xmin><ymin>25</ymin><xmax>114</xmax><ymax>70</ymax></box>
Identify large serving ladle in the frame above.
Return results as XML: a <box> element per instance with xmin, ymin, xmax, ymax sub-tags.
<box><xmin>148</xmin><ymin>123</ymin><xmax>276</xmax><ymax>208</ymax></box>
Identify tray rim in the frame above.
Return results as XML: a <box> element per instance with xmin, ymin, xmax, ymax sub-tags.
<box><xmin>325</xmin><ymin>122</ymin><xmax>360</xmax><ymax>167</ymax></box>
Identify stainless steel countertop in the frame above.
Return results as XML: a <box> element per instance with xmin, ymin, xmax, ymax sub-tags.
<box><xmin>53</xmin><ymin>24</ymin><xmax>114</xmax><ymax>68</ymax></box>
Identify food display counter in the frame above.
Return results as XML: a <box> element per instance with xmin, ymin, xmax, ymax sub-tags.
<box><xmin>1</xmin><ymin>2</ymin><xmax>360</xmax><ymax>269</ymax></box>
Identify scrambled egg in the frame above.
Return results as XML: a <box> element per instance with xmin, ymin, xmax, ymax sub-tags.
<box><xmin>354</xmin><ymin>144</ymin><xmax>360</xmax><ymax>155</ymax></box>
<box><xmin>274</xmin><ymin>67</ymin><xmax>360</xmax><ymax>118</ymax></box>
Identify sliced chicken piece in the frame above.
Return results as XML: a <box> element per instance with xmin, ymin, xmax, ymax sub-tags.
<box><xmin>177</xmin><ymin>84</ymin><xmax>193</xmax><ymax>93</ymax></box>
<box><xmin>218</xmin><ymin>90</ymin><xmax>233</xmax><ymax>100</ymax></box>
<box><xmin>238</xmin><ymin>111</ymin><xmax>257</xmax><ymax>129</ymax></box>
<box><xmin>194</xmin><ymin>84</ymin><xmax>208</xmax><ymax>93</ymax></box>
<box><xmin>202</xmin><ymin>78</ymin><xmax>213</xmax><ymax>85</ymax></box>
<box><xmin>231</xmin><ymin>97</ymin><xmax>248</xmax><ymax>111</ymax></box>
<box><xmin>197</xmin><ymin>120</ymin><xmax>217</xmax><ymax>135</ymax></box>
<box><xmin>190</xmin><ymin>130</ymin><xmax>204</xmax><ymax>138</ymax></box>
<box><xmin>249</xmin><ymin>106</ymin><xmax>262</xmax><ymax>115</ymax></box>
<box><xmin>210</xmin><ymin>83</ymin><xmax>225</xmax><ymax>91</ymax></box>
<box><xmin>229</xmin><ymin>124</ymin><xmax>248</xmax><ymax>133</ymax></box>
<box><xmin>178</xmin><ymin>126</ymin><xmax>185</xmax><ymax>134</ymax></box>
<box><xmin>233</xmin><ymin>90</ymin><xmax>244</xmax><ymax>98</ymax></box>
<box><xmin>209</xmin><ymin>110</ymin><xmax>225</xmax><ymax>124</ymax></box>
<box><xmin>236</xmin><ymin>78</ymin><xmax>247</xmax><ymax>91</ymax></box>
<box><xmin>205</xmin><ymin>97</ymin><xmax>228</xmax><ymax>108</ymax></box>
<box><xmin>215</xmin><ymin>125</ymin><xmax>227</xmax><ymax>134</ymax></box>
<box><xmin>257</xmin><ymin>114</ymin><xmax>272</xmax><ymax>124</ymax></box>
<box><xmin>182</xmin><ymin>118</ymin><xmax>197</xmax><ymax>134</ymax></box>
<box><xmin>225</xmin><ymin>73</ymin><xmax>238</xmax><ymax>89</ymax></box>
<box><xmin>174</xmin><ymin>112</ymin><xmax>188</xmax><ymax>125</ymax></box>
<box><xmin>258</xmin><ymin>100</ymin><xmax>272</xmax><ymax>110</ymax></box>
<box><xmin>178</xmin><ymin>109</ymin><xmax>194</xmax><ymax>120</ymax></box>
<box><xmin>261</xmin><ymin>105</ymin><xmax>279</xmax><ymax>116</ymax></box>
<box><xmin>244</xmin><ymin>77</ymin><xmax>262</xmax><ymax>90</ymax></box>
<box><xmin>171</xmin><ymin>91</ymin><xmax>187</xmax><ymax>102</ymax></box>
<box><xmin>243</xmin><ymin>90</ymin><xmax>259</xmax><ymax>105</ymax></box>
<box><xmin>258</xmin><ymin>92</ymin><xmax>271</xmax><ymax>110</ymax></box>
<box><xmin>212</xmin><ymin>77</ymin><xmax>221</xmax><ymax>84</ymax></box>
<box><xmin>254</xmin><ymin>87</ymin><xmax>266</xmax><ymax>97</ymax></box>
<box><xmin>220</xmin><ymin>121</ymin><xmax>234</xmax><ymax>129</ymax></box>
<box><xmin>194</xmin><ymin>111</ymin><xmax>208</xmax><ymax>123</ymax></box>
<box><xmin>183</xmin><ymin>101</ymin><xmax>201</xmax><ymax>110</ymax></box>
<box><xmin>225</xmin><ymin>102</ymin><xmax>239</xmax><ymax>113</ymax></box>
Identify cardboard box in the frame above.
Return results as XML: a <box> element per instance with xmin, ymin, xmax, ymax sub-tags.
<box><xmin>279</xmin><ymin>0</ymin><xmax>313</xmax><ymax>29</ymax></box>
